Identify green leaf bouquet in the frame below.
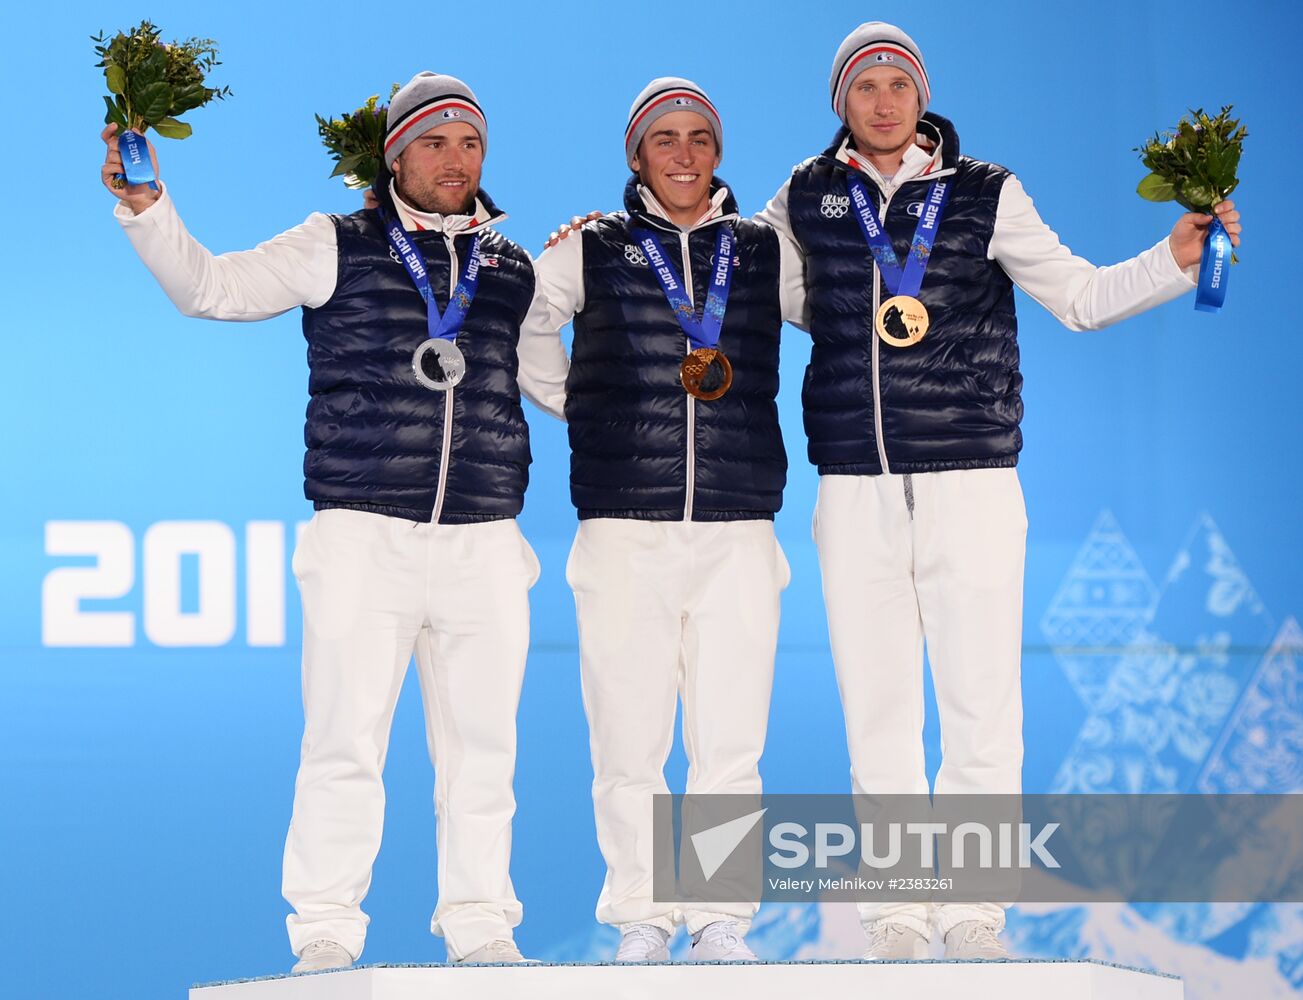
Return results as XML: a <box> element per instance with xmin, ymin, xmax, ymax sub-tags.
<box><xmin>1137</xmin><ymin>106</ymin><xmax>1245</xmax><ymax>261</ymax></box>
<box><xmin>316</xmin><ymin>85</ymin><xmax>400</xmax><ymax>190</ymax></box>
<box><xmin>94</xmin><ymin>20</ymin><xmax>231</xmax><ymax>142</ymax></box>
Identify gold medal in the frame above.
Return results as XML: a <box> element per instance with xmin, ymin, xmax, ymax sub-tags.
<box><xmin>679</xmin><ymin>347</ymin><xmax>733</xmax><ymax>401</ymax></box>
<box><xmin>875</xmin><ymin>295</ymin><xmax>929</xmax><ymax>348</ymax></box>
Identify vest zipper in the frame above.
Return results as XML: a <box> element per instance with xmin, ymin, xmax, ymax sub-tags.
<box><xmin>679</xmin><ymin>231</ymin><xmax>696</xmax><ymax>522</ymax></box>
<box><xmin>871</xmin><ymin>184</ymin><xmax>895</xmax><ymax>476</ymax></box>
<box><xmin>431</xmin><ymin>234</ymin><xmax>458</xmax><ymax>524</ymax></box>
<box><xmin>641</xmin><ymin>209</ymin><xmax>735</xmax><ymax>521</ymax></box>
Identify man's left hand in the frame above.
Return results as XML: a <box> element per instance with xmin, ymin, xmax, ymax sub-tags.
<box><xmin>546</xmin><ymin>211</ymin><xmax>604</xmax><ymax>250</ymax></box>
<box><xmin>1169</xmin><ymin>200</ymin><xmax>1242</xmax><ymax>270</ymax></box>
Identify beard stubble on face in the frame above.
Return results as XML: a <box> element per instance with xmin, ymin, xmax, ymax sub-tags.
<box><xmin>395</xmin><ymin>172</ymin><xmax>477</xmax><ymax>216</ymax></box>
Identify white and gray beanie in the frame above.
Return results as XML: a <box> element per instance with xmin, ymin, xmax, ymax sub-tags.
<box><xmin>384</xmin><ymin>71</ymin><xmax>488</xmax><ymax>168</ymax></box>
<box><xmin>829</xmin><ymin>22</ymin><xmax>930</xmax><ymax>122</ymax></box>
<box><xmin>624</xmin><ymin>77</ymin><xmax>723</xmax><ymax>169</ymax></box>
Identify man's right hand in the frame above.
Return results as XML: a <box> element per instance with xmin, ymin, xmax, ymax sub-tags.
<box><xmin>101</xmin><ymin>124</ymin><xmax>162</xmax><ymax>215</ymax></box>
<box><xmin>545</xmin><ymin>211</ymin><xmax>604</xmax><ymax>250</ymax></box>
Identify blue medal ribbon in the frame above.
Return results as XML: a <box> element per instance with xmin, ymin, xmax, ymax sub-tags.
<box><xmin>632</xmin><ymin>224</ymin><xmax>735</xmax><ymax>351</ymax></box>
<box><xmin>384</xmin><ymin>215</ymin><xmax>482</xmax><ymax>341</ymax></box>
<box><xmin>1194</xmin><ymin>216</ymin><xmax>1231</xmax><ymax>314</ymax></box>
<box><xmin>846</xmin><ymin>173</ymin><xmax>952</xmax><ymax>298</ymax></box>
<box><xmin>118</xmin><ymin>129</ymin><xmax>158</xmax><ymax>191</ymax></box>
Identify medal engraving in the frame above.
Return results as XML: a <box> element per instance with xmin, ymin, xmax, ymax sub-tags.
<box><xmin>679</xmin><ymin>347</ymin><xmax>733</xmax><ymax>401</ymax></box>
<box><xmin>875</xmin><ymin>295</ymin><xmax>929</xmax><ymax>348</ymax></box>
<box><xmin>412</xmin><ymin>339</ymin><xmax>467</xmax><ymax>390</ymax></box>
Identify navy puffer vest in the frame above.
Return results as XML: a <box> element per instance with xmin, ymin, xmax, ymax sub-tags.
<box><xmin>788</xmin><ymin>113</ymin><xmax>1022</xmax><ymax>475</ymax></box>
<box><xmin>565</xmin><ymin>178</ymin><xmax>786</xmax><ymax>520</ymax></box>
<box><xmin>301</xmin><ymin>194</ymin><xmax>534</xmax><ymax>523</ymax></box>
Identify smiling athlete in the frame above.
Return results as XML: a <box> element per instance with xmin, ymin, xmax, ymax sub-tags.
<box><xmin>103</xmin><ymin>70</ymin><xmax>567</xmax><ymax>972</ymax></box>
<box><xmin>522</xmin><ymin>77</ymin><xmax>805</xmax><ymax>962</ymax></box>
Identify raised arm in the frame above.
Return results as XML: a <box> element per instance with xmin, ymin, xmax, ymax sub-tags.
<box><xmin>102</xmin><ymin>124</ymin><xmax>338</xmax><ymax>321</ymax></box>
<box><xmin>990</xmin><ymin>174</ymin><xmax>1242</xmax><ymax>331</ymax></box>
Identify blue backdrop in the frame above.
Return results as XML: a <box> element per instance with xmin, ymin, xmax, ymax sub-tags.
<box><xmin>4</xmin><ymin>1</ymin><xmax>1300</xmax><ymax>996</ymax></box>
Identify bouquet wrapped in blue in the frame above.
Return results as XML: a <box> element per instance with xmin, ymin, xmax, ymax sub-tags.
<box><xmin>1137</xmin><ymin>106</ymin><xmax>1246</xmax><ymax>312</ymax></box>
<box><xmin>94</xmin><ymin>20</ymin><xmax>231</xmax><ymax>188</ymax></box>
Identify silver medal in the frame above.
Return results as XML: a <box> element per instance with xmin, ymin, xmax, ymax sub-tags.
<box><xmin>412</xmin><ymin>339</ymin><xmax>466</xmax><ymax>391</ymax></box>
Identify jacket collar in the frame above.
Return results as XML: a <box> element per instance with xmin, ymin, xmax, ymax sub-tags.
<box><xmin>820</xmin><ymin>112</ymin><xmax>961</xmax><ymax>188</ymax></box>
<box><xmin>623</xmin><ymin>174</ymin><xmax>741</xmax><ymax>234</ymax></box>
<box><xmin>385</xmin><ymin>181</ymin><xmax>508</xmax><ymax>236</ymax></box>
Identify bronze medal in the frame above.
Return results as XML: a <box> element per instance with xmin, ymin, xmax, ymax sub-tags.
<box><xmin>679</xmin><ymin>347</ymin><xmax>733</xmax><ymax>401</ymax></box>
<box><xmin>875</xmin><ymin>295</ymin><xmax>929</xmax><ymax>348</ymax></box>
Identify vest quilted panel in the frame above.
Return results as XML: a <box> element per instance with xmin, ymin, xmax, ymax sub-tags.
<box><xmin>301</xmin><ymin>206</ymin><xmax>534</xmax><ymax>522</ymax></box>
<box><xmin>565</xmin><ymin>180</ymin><xmax>786</xmax><ymax>520</ymax></box>
<box><xmin>788</xmin><ymin>114</ymin><xmax>1022</xmax><ymax>475</ymax></box>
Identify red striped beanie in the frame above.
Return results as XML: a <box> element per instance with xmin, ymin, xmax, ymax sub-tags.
<box><xmin>385</xmin><ymin>71</ymin><xmax>488</xmax><ymax>168</ymax></box>
<box><xmin>625</xmin><ymin>77</ymin><xmax>723</xmax><ymax>169</ymax></box>
<box><xmin>830</xmin><ymin>23</ymin><xmax>930</xmax><ymax>122</ymax></box>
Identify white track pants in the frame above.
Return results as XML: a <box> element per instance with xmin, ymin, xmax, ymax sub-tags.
<box><xmin>814</xmin><ymin>470</ymin><xmax>1026</xmax><ymax>937</ymax></box>
<box><xmin>567</xmin><ymin>518</ymin><xmax>790</xmax><ymax>935</ymax></box>
<box><xmin>283</xmin><ymin>509</ymin><xmax>538</xmax><ymax>961</ymax></box>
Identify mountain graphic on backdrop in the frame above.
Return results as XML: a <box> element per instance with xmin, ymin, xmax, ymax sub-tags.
<box><xmin>1041</xmin><ymin>510</ymin><xmax>1160</xmax><ymax>712</ymax></box>
<box><xmin>1031</xmin><ymin>511</ymin><xmax>1302</xmax><ymax>999</ymax></box>
<box><xmin>1198</xmin><ymin>616</ymin><xmax>1303</xmax><ymax>794</ymax></box>
<box><xmin>1052</xmin><ymin>512</ymin><xmax>1274</xmax><ymax>794</ymax></box>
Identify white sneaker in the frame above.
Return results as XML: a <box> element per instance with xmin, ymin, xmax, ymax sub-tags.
<box><xmin>614</xmin><ymin>923</ymin><xmax>671</xmax><ymax>962</ymax></box>
<box><xmin>861</xmin><ymin>920</ymin><xmax>930</xmax><ymax>960</ymax></box>
<box><xmin>944</xmin><ymin>920</ymin><xmax>1010</xmax><ymax>959</ymax></box>
<box><xmin>689</xmin><ymin>921</ymin><xmax>757</xmax><ymax>962</ymax></box>
<box><xmin>291</xmin><ymin>940</ymin><xmax>353</xmax><ymax>974</ymax></box>
<box><xmin>458</xmin><ymin>939</ymin><xmax>535</xmax><ymax>963</ymax></box>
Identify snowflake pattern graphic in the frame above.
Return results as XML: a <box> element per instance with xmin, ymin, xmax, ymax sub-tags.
<box><xmin>1198</xmin><ymin>617</ymin><xmax>1303</xmax><ymax>793</ymax></box>
<box><xmin>1051</xmin><ymin>513</ymin><xmax>1275</xmax><ymax>794</ymax></box>
<box><xmin>1041</xmin><ymin>510</ymin><xmax>1159</xmax><ymax>712</ymax></box>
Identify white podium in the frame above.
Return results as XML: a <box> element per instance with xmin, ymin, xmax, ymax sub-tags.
<box><xmin>192</xmin><ymin>959</ymin><xmax>1182</xmax><ymax>1000</ymax></box>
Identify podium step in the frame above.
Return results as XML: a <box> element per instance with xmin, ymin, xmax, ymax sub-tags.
<box><xmin>193</xmin><ymin>958</ymin><xmax>1182</xmax><ymax>1000</ymax></box>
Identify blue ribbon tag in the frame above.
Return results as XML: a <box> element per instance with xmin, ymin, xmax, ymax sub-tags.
<box><xmin>384</xmin><ymin>216</ymin><xmax>482</xmax><ymax>341</ymax></box>
<box><xmin>1194</xmin><ymin>216</ymin><xmax>1231</xmax><ymax>314</ymax></box>
<box><xmin>118</xmin><ymin>129</ymin><xmax>158</xmax><ymax>191</ymax></box>
<box><xmin>846</xmin><ymin>174</ymin><xmax>952</xmax><ymax>299</ymax></box>
<box><xmin>632</xmin><ymin>225</ymin><xmax>735</xmax><ymax>351</ymax></box>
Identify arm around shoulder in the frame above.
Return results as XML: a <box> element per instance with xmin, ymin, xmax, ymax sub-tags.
<box><xmin>755</xmin><ymin>175</ymin><xmax>810</xmax><ymax>331</ymax></box>
<box><xmin>516</xmin><ymin>233</ymin><xmax>585</xmax><ymax>421</ymax></box>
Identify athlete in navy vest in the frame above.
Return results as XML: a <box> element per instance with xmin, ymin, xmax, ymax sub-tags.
<box><xmin>757</xmin><ymin>22</ymin><xmax>1244</xmax><ymax>960</ymax></box>
<box><xmin>523</xmin><ymin>77</ymin><xmax>805</xmax><ymax>963</ymax></box>
<box><xmin>101</xmin><ymin>71</ymin><xmax>567</xmax><ymax>972</ymax></box>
